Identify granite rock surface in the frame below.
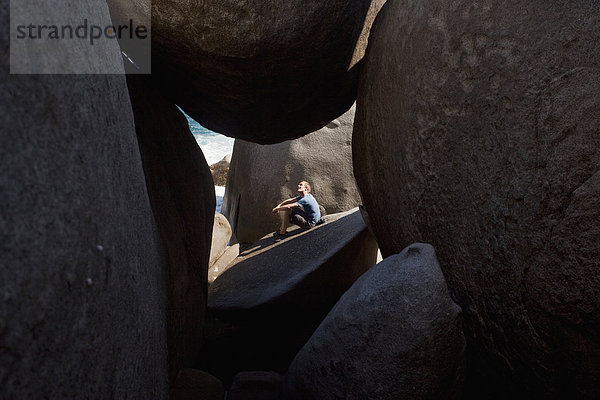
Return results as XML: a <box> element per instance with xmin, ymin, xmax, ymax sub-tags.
<box><xmin>353</xmin><ymin>0</ymin><xmax>600</xmax><ymax>396</ymax></box>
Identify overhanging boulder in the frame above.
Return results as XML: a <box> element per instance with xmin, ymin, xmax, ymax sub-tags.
<box><xmin>107</xmin><ymin>0</ymin><xmax>387</xmax><ymax>143</ymax></box>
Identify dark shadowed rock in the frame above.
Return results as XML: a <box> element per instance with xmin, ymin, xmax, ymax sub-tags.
<box><xmin>222</xmin><ymin>105</ymin><xmax>361</xmax><ymax>244</ymax></box>
<box><xmin>228</xmin><ymin>371</ymin><xmax>283</xmax><ymax>400</ymax></box>
<box><xmin>0</xmin><ymin>4</ymin><xmax>168</xmax><ymax>398</ymax></box>
<box><xmin>282</xmin><ymin>243</ymin><xmax>465</xmax><ymax>400</ymax></box>
<box><xmin>172</xmin><ymin>369</ymin><xmax>224</xmax><ymax>400</ymax></box>
<box><xmin>109</xmin><ymin>0</ymin><xmax>386</xmax><ymax>142</ymax></box>
<box><xmin>204</xmin><ymin>208</ymin><xmax>378</xmax><ymax>378</ymax></box>
<box><xmin>353</xmin><ymin>0</ymin><xmax>600</xmax><ymax>397</ymax></box>
<box><xmin>127</xmin><ymin>75</ymin><xmax>215</xmax><ymax>382</ymax></box>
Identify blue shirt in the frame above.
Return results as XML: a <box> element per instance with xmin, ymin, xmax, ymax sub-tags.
<box><xmin>295</xmin><ymin>193</ymin><xmax>321</xmax><ymax>224</ymax></box>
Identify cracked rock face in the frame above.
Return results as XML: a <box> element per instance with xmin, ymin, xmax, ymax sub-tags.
<box><xmin>353</xmin><ymin>0</ymin><xmax>600</xmax><ymax>397</ymax></box>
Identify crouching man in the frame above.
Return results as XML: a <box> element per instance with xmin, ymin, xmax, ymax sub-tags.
<box><xmin>271</xmin><ymin>181</ymin><xmax>321</xmax><ymax>240</ymax></box>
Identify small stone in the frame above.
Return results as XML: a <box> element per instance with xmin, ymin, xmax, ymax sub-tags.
<box><xmin>228</xmin><ymin>371</ymin><xmax>283</xmax><ymax>400</ymax></box>
<box><xmin>172</xmin><ymin>369</ymin><xmax>224</xmax><ymax>400</ymax></box>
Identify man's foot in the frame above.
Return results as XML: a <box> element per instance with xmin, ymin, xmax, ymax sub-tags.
<box><xmin>273</xmin><ymin>231</ymin><xmax>287</xmax><ymax>242</ymax></box>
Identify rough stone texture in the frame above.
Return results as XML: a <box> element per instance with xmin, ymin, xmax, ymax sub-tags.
<box><xmin>127</xmin><ymin>75</ymin><xmax>215</xmax><ymax>383</ymax></box>
<box><xmin>171</xmin><ymin>369</ymin><xmax>225</xmax><ymax>400</ymax></box>
<box><xmin>105</xmin><ymin>0</ymin><xmax>151</xmax><ymax>71</ymax></box>
<box><xmin>353</xmin><ymin>1</ymin><xmax>600</xmax><ymax>397</ymax></box>
<box><xmin>222</xmin><ymin>105</ymin><xmax>361</xmax><ymax>245</ymax></box>
<box><xmin>208</xmin><ymin>208</ymin><xmax>377</xmax><ymax>322</ymax></box>
<box><xmin>205</xmin><ymin>209</ymin><xmax>378</xmax><ymax>379</ymax></box>
<box><xmin>208</xmin><ymin>244</ymin><xmax>240</xmax><ymax>285</ymax></box>
<box><xmin>210</xmin><ymin>155</ymin><xmax>231</xmax><ymax>186</ymax></box>
<box><xmin>210</xmin><ymin>212</ymin><xmax>232</xmax><ymax>267</ymax></box>
<box><xmin>282</xmin><ymin>244</ymin><xmax>466</xmax><ymax>400</ymax></box>
<box><xmin>108</xmin><ymin>0</ymin><xmax>386</xmax><ymax>142</ymax></box>
<box><xmin>0</xmin><ymin>2</ymin><xmax>168</xmax><ymax>398</ymax></box>
<box><xmin>228</xmin><ymin>371</ymin><xmax>283</xmax><ymax>400</ymax></box>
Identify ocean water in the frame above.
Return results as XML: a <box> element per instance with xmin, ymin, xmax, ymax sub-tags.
<box><xmin>182</xmin><ymin>110</ymin><xmax>235</xmax><ymax>166</ymax></box>
<box><xmin>180</xmin><ymin>109</ymin><xmax>233</xmax><ymax>212</ymax></box>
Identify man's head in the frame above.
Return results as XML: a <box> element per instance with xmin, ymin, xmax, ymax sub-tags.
<box><xmin>297</xmin><ymin>181</ymin><xmax>311</xmax><ymax>194</ymax></box>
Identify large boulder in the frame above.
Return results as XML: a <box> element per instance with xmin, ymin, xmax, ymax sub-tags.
<box><xmin>282</xmin><ymin>243</ymin><xmax>466</xmax><ymax>400</ymax></box>
<box><xmin>127</xmin><ymin>75</ymin><xmax>215</xmax><ymax>382</ymax></box>
<box><xmin>208</xmin><ymin>213</ymin><xmax>238</xmax><ymax>286</ymax></box>
<box><xmin>223</xmin><ymin>105</ymin><xmax>361</xmax><ymax>244</ymax></box>
<box><xmin>1</xmin><ymin>3</ymin><xmax>168</xmax><ymax>399</ymax></box>
<box><xmin>210</xmin><ymin>212</ymin><xmax>233</xmax><ymax>267</ymax></box>
<box><xmin>208</xmin><ymin>244</ymin><xmax>240</xmax><ymax>285</ymax></box>
<box><xmin>208</xmin><ymin>208</ymin><xmax>377</xmax><ymax>322</ymax></box>
<box><xmin>205</xmin><ymin>208</ymin><xmax>378</xmax><ymax>379</ymax></box>
<box><xmin>353</xmin><ymin>0</ymin><xmax>600</xmax><ymax>397</ymax></box>
<box><xmin>108</xmin><ymin>0</ymin><xmax>386</xmax><ymax>143</ymax></box>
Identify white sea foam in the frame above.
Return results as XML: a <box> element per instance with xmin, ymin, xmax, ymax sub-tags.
<box><xmin>215</xmin><ymin>186</ymin><xmax>225</xmax><ymax>213</ymax></box>
<box><xmin>215</xmin><ymin>186</ymin><xmax>226</xmax><ymax>197</ymax></box>
<box><xmin>180</xmin><ymin>108</ymin><xmax>235</xmax><ymax>165</ymax></box>
<box><xmin>194</xmin><ymin>134</ymin><xmax>234</xmax><ymax>166</ymax></box>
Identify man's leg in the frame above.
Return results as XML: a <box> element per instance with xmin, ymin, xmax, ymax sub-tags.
<box><xmin>290</xmin><ymin>211</ymin><xmax>312</xmax><ymax>230</ymax></box>
<box><xmin>278</xmin><ymin>209</ymin><xmax>291</xmax><ymax>234</ymax></box>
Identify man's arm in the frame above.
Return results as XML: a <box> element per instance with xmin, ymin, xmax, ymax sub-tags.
<box><xmin>272</xmin><ymin>197</ymin><xmax>300</xmax><ymax>213</ymax></box>
<box><xmin>277</xmin><ymin>197</ymin><xmax>297</xmax><ymax>207</ymax></box>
